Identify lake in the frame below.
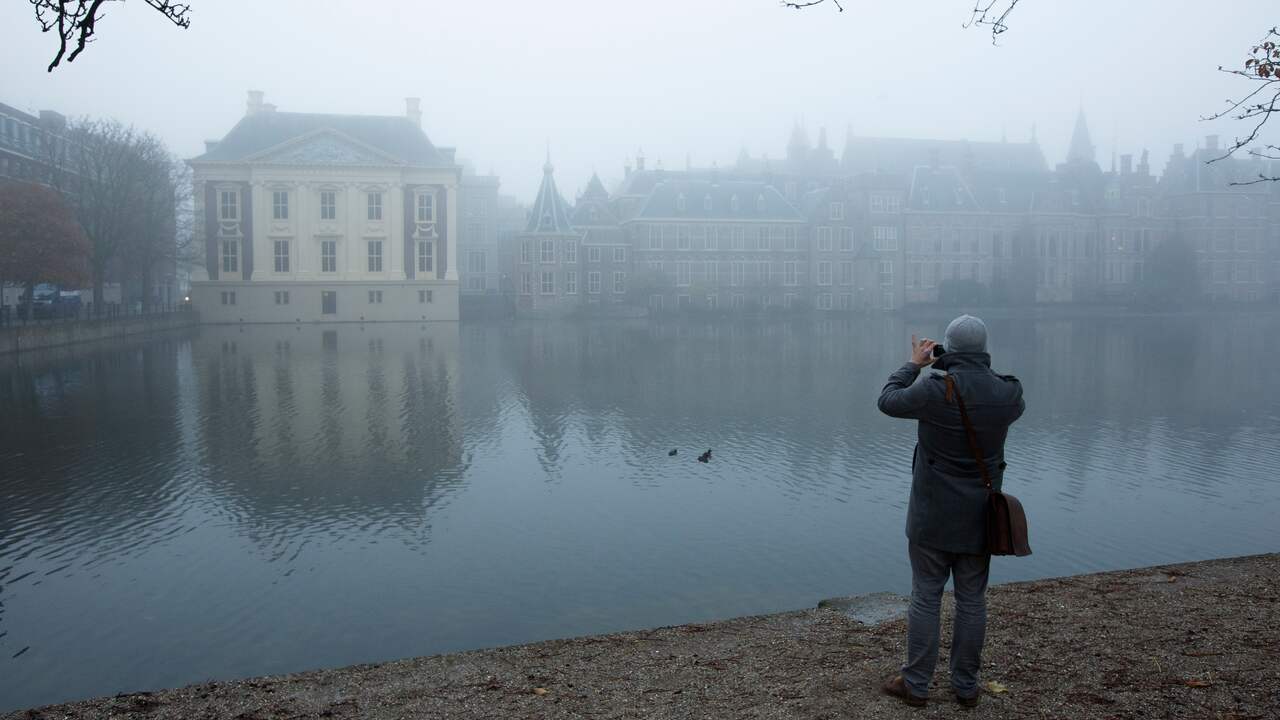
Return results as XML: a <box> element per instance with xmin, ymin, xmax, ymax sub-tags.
<box><xmin>2</xmin><ymin>312</ymin><xmax>1278</xmax><ymax>712</ymax></box>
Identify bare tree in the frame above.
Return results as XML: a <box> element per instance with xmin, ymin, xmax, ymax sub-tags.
<box><xmin>29</xmin><ymin>0</ymin><xmax>192</xmax><ymax>72</ymax></box>
<box><xmin>121</xmin><ymin>147</ymin><xmax>194</xmax><ymax>308</ymax></box>
<box><xmin>1206</xmin><ymin>27</ymin><xmax>1280</xmax><ymax>184</ymax></box>
<box><xmin>780</xmin><ymin>0</ymin><xmax>1022</xmax><ymax>42</ymax></box>
<box><xmin>63</xmin><ymin>119</ymin><xmax>164</xmax><ymax>305</ymax></box>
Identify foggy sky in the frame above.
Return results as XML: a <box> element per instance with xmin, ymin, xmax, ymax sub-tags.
<box><xmin>1</xmin><ymin>0</ymin><xmax>1271</xmax><ymax>200</ymax></box>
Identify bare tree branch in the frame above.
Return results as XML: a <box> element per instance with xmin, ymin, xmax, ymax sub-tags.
<box><xmin>780</xmin><ymin>0</ymin><xmax>844</xmax><ymax>12</ymax></box>
<box><xmin>963</xmin><ymin>0</ymin><xmax>1021</xmax><ymax>42</ymax></box>
<box><xmin>29</xmin><ymin>0</ymin><xmax>192</xmax><ymax>72</ymax></box>
<box><xmin>1204</xmin><ymin>27</ymin><xmax>1280</xmax><ymax>183</ymax></box>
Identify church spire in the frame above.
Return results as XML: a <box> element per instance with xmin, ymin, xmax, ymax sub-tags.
<box><xmin>1067</xmin><ymin>107</ymin><xmax>1096</xmax><ymax>165</ymax></box>
<box><xmin>526</xmin><ymin>153</ymin><xmax>574</xmax><ymax>234</ymax></box>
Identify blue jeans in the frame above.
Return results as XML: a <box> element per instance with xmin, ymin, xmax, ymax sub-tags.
<box><xmin>901</xmin><ymin>541</ymin><xmax>991</xmax><ymax>699</ymax></box>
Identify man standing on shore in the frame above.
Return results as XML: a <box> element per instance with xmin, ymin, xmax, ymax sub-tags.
<box><xmin>875</xmin><ymin>315</ymin><xmax>1025</xmax><ymax>708</ymax></box>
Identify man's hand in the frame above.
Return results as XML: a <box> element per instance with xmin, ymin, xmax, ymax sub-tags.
<box><xmin>910</xmin><ymin>335</ymin><xmax>937</xmax><ymax>368</ymax></box>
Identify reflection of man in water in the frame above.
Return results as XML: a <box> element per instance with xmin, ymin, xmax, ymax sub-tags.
<box><xmin>875</xmin><ymin>315</ymin><xmax>1025</xmax><ymax>708</ymax></box>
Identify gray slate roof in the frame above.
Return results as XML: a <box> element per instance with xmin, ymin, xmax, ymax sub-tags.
<box><xmin>192</xmin><ymin>111</ymin><xmax>448</xmax><ymax>166</ymax></box>
<box><xmin>526</xmin><ymin>161</ymin><xmax>576</xmax><ymax>234</ymax></box>
<box><xmin>635</xmin><ymin>179</ymin><xmax>803</xmax><ymax>221</ymax></box>
<box><xmin>843</xmin><ymin>136</ymin><xmax>1047</xmax><ymax>176</ymax></box>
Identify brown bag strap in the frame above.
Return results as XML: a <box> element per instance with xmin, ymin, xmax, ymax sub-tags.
<box><xmin>946</xmin><ymin>375</ymin><xmax>993</xmax><ymax>492</ymax></box>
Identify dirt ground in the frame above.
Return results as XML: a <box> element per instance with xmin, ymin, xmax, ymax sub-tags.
<box><xmin>8</xmin><ymin>553</ymin><xmax>1278</xmax><ymax>719</ymax></box>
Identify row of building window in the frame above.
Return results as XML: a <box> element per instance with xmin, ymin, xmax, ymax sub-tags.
<box><xmin>218</xmin><ymin>238</ymin><xmax>434</xmax><ymax>275</ymax></box>
<box><xmin>519</xmin><ymin>240</ymin><xmax>627</xmax><ymax>264</ymax></box>
<box><xmin>225</xmin><ymin>288</ymin><xmax>436</xmax><ymax>307</ymax></box>
<box><xmin>222</xmin><ymin>189</ymin><xmax>437</xmax><ymax>224</ymax></box>
<box><xmin>646</xmin><ymin>291</ymin><xmax>896</xmax><ymax>311</ymax></box>
<box><xmin>520</xmin><ymin>271</ymin><xmax>626</xmax><ymax>295</ymax></box>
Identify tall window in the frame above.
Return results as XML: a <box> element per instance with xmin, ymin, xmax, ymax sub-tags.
<box><xmin>614</xmin><ymin>271</ymin><xmax>626</xmax><ymax>294</ymax></box>
<box><xmin>321</xmin><ymin>240</ymin><xmax>337</xmax><ymax>273</ymax></box>
<box><xmin>565</xmin><ymin>240</ymin><xmax>577</xmax><ymax>263</ymax></box>
<box><xmin>521</xmin><ymin>240</ymin><xmax>531</xmax><ymax>264</ymax></box>
<box><xmin>873</xmin><ymin>226</ymin><xmax>899</xmax><ymax>251</ymax></box>
<box><xmin>367</xmin><ymin>240</ymin><xmax>383</xmax><ymax>272</ymax></box>
<box><xmin>417</xmin><ymin>192</ymin><xmax>435</xmax><ymax>223</ymax></box>
<box><xmin>731</xmin><ymin>261</ymin><xmax>744</xmax><ymax>286</ymax></box>
<box><xmin>817</xmin><ymin>261</ymin><xmax>832</xmax><ymax>286</ymax></box>
<box><xmin>219</xmin><ymin>190</ymin><xmax>238</xmax><ymax>221</ymax></box>
<box><xmin>839</xmin><ymin>227</ymin><xmax>855</xmax><ymax>251</ymax></box>
<box><xmin>540</xmin><ymin>239</ymin><xmax>555</xmax><ymax>263</ymax></box>
<box><xmin>840</xmin><ymin>260</ymin><xmax>854</xmax><ymax>285</ymax></box>
<box><xmin>732</xmin><ymin>227</ymin><xmax>745</xmax><ymax>250</ymax></box>
<box><xmin>817</xmin><ymin>227</ymin><xmax>833</xmax><ymax>252</ymax></box>
<box><xmin>649</xmin><ymin>225</ymin><xmax>662</xmax><ymax>250</ymax></box>
<box><xmin>587</xmin><ymin>246</ymin><xmax>601</xmax><ymax>263</ymax></box>
<box><xmin>221</xmin><ymin>239</ymin><xmax>238</xmax><ymax>273</ymax></box>
<box><xmin>272</xmin><ymin>190</ymin><xmax>289</xmax><ymax>220</ymax></box>
<box><xmin>565</xmin><ymin>270</ymin><xmax>578</xmax><ymax>294</ymax></box>
<box><xmin>879</xmin><ymin>260</ymin><xmax>893</xmax><ymax>286</ymax></box>
<box><xmin>677</xmin><ymin>225</ymin><xmax>690</xmax><ymax>250</ymax></box>
<box><xmin>320</xmin><ymin>191</ymin><xmax>337</xmax><ymax>220</ymax></box>
<box><xmin>676</xmin><ymin>261</ymin><xmax>691</xmax><ymax>286</ymax></box>
<box><xmin>273</xmin><ymin>239</ymin><xmax>290</xmax><ymax>273</ymax></box>
<box><xmin>540</xmin><ymin>271</ymin><xmax>554</xmax><ymax>294</ymax></box>
<box><xmin>521</xmin><ymin>272</ymin><xmax>532</xmax><ymax>294</ymax></box>
<box><xmin>588</xmin><ymin>271</ymin><xmax>602</xmax><ymax>293</ymax></box>
<box><xmin>468</xmin><ymin>250</ymin><xmax>486</xmax><ymax>274</ymax></box>
<box><xmin>783</xmin><ymin>227</ymin><xmax>797</xmax><ymax>251</ymax></box>
<box><xmin>613</xmin><ymin>247</ymin><xmax>626</xmax><ymax>263</ymax></box>
<box><xmin>829</xmin><ymin>202</ymin><xmax>844</xmax><ymax>220</ymax></box>
<box><xmin>418</xmin><ymin>240</ymin><xmax>433</xmax><ymax>273</ymax></box>
<box><xmin>783</xmin><ymin>261</ymin><xmax>798</xmax><ymax>286</ymax></box>
<box><xmin>367</xmin><ymin>192</ymin><xmax>383</xmax><ymax>221</ymax></box>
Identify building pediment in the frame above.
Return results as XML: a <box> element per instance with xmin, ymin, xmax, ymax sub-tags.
<box><xmin>248</xmin><ymin>129</ymin><xmax>403</xmax><ymax>166</ymax></box>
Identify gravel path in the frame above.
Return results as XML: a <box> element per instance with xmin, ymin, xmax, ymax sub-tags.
<box><xmin>8</xmin><ymin>553</ymin><xmax>1278</xmax><ymax>719</ymax></box>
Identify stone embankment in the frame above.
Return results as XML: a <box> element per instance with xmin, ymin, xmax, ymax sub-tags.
<box><xmin>7</xmin><ymin>554</ymin><xmax>1277</xmax><ymax>719</ymax></box>
<box><xmin>0</xmin><ymin>311</ymin><xmax>198</xmax><ymax>355</ymax></box>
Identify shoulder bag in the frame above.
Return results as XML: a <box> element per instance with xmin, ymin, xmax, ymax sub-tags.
<box><xmin>946</xmin><ymin>374</ymin><xmax>1032</xmax><ymax>557</ymax></box>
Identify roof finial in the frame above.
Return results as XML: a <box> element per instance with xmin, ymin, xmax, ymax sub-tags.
<box><xmin>543</xmin><ymin>141</ymin><xmax>553</xmax><ymax>175</ymax></box>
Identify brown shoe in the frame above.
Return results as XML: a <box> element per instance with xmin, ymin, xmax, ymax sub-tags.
<box><xmin>954</xmin><ymin>691</ymin><xmax>980</xmax><ymax>708</ymax></box>
<box><xmin>881</xmin><ymin>675</ymin><xmax>926</xmax><ymax>707</ymax></box>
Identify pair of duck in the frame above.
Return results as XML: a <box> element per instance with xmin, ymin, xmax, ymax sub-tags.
<box><xmin>669</xmin><ymin>448</ymin><xmax>712</xmax><ymax>463</ymax></box>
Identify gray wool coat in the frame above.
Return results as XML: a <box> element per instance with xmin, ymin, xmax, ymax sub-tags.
<box><xmin>877</xmin><ymin>352</ymin><xmax>1025</xmax><ymax>556</ymax></box>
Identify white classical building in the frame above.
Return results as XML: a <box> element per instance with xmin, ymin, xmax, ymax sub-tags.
<box><xmin>189</xmin><ymin>92</ymin><xmax>461</xmax><ymax>323</ymax></box>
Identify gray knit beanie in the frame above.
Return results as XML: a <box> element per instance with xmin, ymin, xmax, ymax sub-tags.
<box><xmin>944</xmin><ymin>314</ymin><xmax>988</xmax><ymax>353</ymax></box>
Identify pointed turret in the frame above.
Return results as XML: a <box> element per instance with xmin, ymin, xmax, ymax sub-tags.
<box><xmin>786</xmin><ymin>120</ymin><xmax>811</xmax><ymax>166</ymax></box>
<box><xmin>526</xmin><ymin>153</ymin><xmax>575</xmax><ymax>234</ymax></box>
<box><xmin>580</xmin><ymin>171</ymin><xmax>609</xmax><ymax>201</ymax></box>
<box><xmin>1067</xmin><ymin>108</ymin><xmax>1096</xmax><ymax>165</ymax></box>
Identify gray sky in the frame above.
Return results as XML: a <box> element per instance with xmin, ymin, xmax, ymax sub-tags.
<box><xmin>1</xmin><ymin>0</ymin><xmax>1271</xmax><ymax>200</ymax></box>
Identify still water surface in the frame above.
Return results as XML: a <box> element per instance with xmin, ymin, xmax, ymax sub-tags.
<box><xmin>2</xmin><ymin>313</ymin><xmax>1278</xmax><ymax>711</ymax></box>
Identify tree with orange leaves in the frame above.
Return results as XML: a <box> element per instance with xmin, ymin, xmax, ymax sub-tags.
<box><xmin>0</xmin><ymin>180</ymin><xmax>91</xmax><ymax>310</ymax></box>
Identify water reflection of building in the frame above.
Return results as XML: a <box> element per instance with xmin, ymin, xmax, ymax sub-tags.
<box><xmin>189</xmin><ymin>323</ymin><xmax>464</xmax><ymax>533</ymax></box>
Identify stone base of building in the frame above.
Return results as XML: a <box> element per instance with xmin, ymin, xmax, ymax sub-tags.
<box><xmin>192</xmin><ymin>280</ymin><xmax>459</xmax><ymax>323</ymax></box>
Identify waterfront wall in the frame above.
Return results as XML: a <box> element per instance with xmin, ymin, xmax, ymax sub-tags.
<box><xmin>0</xmin><ymin>311</ymin><xmax>199</xmax><ymax>355</ymax></box>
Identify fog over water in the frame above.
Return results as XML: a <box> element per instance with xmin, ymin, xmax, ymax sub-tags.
<box><xmin>2</xmin><ymin>314</ymin><xmax>1279</xmax><ymax>711</ymax></box>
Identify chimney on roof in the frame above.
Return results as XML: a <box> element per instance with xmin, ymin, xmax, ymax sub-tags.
<box><xmin>246</xmin><ymin>90</ymin><xmax>265</xmax><ymax>116</ymax></box>
<box><xmin>405</xmin><ymin>97</ymin><xmax>422</xmax><ymax>127</ymax></box>
<box><xmin>636</xmin><ymin>152</ymin><xmax>646</xmax><ymax>172</ymax></box>
<box><xmin>1138</xmin><ymin>149</ymin><xmax>1150</xmax><ymax>176</ymax></box>
<box><xmin>1205</xmin><ymin>134</ymin><xmax>1219</xmax><ymax>152</ymax></box>
<box><xmin>1120</xmin><ymin>154</ymin><xmax>1132</xmax><ymax>175</ymax></box>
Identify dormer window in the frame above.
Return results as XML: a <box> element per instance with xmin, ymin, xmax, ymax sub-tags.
<box><xmin>540</xmin><ymin>211</ymin><xmax>553</xmax><ymax>231</ymax></box>
<box><xmin>829</xmin><ymin>202</ymin><xmax>844</xmax><ymax>221</ymax></box>
<box><xmin>730</xmin><ymin>195</ymin><xmax>741</xmax><ymax>213</ymax></box>
<box><xmin>676</xmin><ymin>193</ymin><xmax>687</xmax><ymax>213</ymax></box>
<box><xmin>703</xmin><ymin>195</ymin><xmax>712</xmax><ymax>212</ymax></box>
